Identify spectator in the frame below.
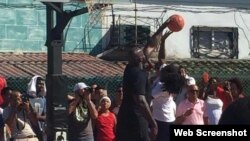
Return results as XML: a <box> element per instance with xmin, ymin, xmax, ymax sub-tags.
<box><xmin>91</xmin><ymin>83</ymin><xmax>98</xmax><ymax>95</ymax></box>
<box><xmin>0</xmin><ymin>87</ymin><xmax>13</xmax><ymax>141</ymax></box>
<box><xmin>217</xmin><ymin>78</ymin><xmax>246</xmax><ymax>111</ymax></box>
<box><xmin>199</xmin><ymin>77</ymin><xmax>223</xmax><ymax>101</ymax></box>
<box><xmin>219</xmin><ymin>97</ymin><xmax>250</xmax><ymax>124</ymax></box>
<box><xmin>151</xmin><ymin>63</ymin><xmax>183</xmax><ymax>141</ymax></box>
<box><xmin>0</xmin><ymin>76</ymin><xmax>7</xmax><ymax>106</ymax></box>
<box><xmin>175</xmin><ymin>85</ymin><xmax>208</xmax><ymax>125</ymax></box>
<box><xmin>1</xmin><ymin>87</ymin><xmax>13</xmax><ymax>109</ymax></box>
<box><xmin>204</xmin><ymin>79</ymin><xmax>223</xmax><ymax>125</ymax></box>
<box><xmin>150</xmin><ymin>30</ymin><xmax>180</xmax><ymax>141</ymax></box>
<box><xmin>68</xmin><ymin>82</ymin><xmax>98</xmax><ymax>141</ymax></box>
<box><xmin>175</xmin><ymin>66</ymin><xmax>196</xmax><ymax>106</ymax></box>
<box><xmin>90</xmin><ymin>84</ymin><xmax>98</xmax><ymax>104</ymax></box>
<box><xmin>92</xmin><ymin>86</ymin><xmax>107</xmax><ymax>110</ymax></box>
<box><xmin>111</xmin><ymin>86</ymin><xmax>123</xmax><ymax>116</ymax></box>
<box><xmin>27</xmin><ymin>75</ymin><xmax>46</xmax><ymax>141</ymax></box>
<box><xmin>198</xmin><ymin>72</ymin><xmax>210</xmax><ymax>100</ymax></box>
<box><xmin>228</xmin><ymin>78</ymin><xmax>247</xmax><ymax>100</ymax></box>
<box><xmin>3</xmin><ymin>90</ymin><xmax>39</xmax><ymax>140</ymax></box>
<box><xmin>95</xmin><ymin>96</ymin><xmax>116</xmax><ymax>141</ymax></box>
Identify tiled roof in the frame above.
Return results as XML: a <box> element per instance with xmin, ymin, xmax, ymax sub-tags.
<box><xmin>100</xmin><ymin>48</ymin><xmax>250</xmax><ymax>76</ymax></box>
<box><xmin>0</xmin><ymin>52</ymin><xmax>125</xmax><ymax>78</ymax></box>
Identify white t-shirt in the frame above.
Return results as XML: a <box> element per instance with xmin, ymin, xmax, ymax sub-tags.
<box><xmin>205</xmin><ymin>96</ymin><xmax>223</xmax><ymax>125</ymax></box>
<box><xmin>151</xmin><ymin>78</ymin><xmax>176</xmax><ymax>122</ymax></box>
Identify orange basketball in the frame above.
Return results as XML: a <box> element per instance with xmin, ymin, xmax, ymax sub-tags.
<box><xmin>167</xmin><ymin>14</ymin><xmax>185</xmax><ymax>32</ymax></box>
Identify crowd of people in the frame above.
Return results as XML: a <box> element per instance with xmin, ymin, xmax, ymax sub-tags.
<box><xmin>0</xmin><ymin>19</ymin><xmax>250</xmax><ymax>141</ymax></box>
<box><xmin>0</xmin><ymin>75</ymin><xmax>46</xmax><ymax>141</ymax></box>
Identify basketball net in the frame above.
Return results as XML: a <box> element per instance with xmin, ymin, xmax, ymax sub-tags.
<box><xmin>81</xmin><ymin>0</ymin><xmax>112</xmax><ymax>51</ymax></box>
<box><xmin>85</xmin><ymin>0</ymin><xmax>94</xmax><ymax>12</ymax></box>
<box><xmin>85</xmin><ymin>0</ymin><xmax>113</xmax><ymax>13</ymax></box>
<box><xmin>84</xmin><ymin>0</ymin><xmax>112</xmax><ymax>27</ymax></box>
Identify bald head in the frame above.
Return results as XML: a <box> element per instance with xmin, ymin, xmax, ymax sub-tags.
<box><xmin>128</xmin><ymin>47</ymin><xmax>146</xmax><ymax>65</ymax></box>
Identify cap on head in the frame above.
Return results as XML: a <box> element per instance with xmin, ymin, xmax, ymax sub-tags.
<box><xmin>74</xmin><ymin>82</ymin><xmax>89</xmax><ymax>92</ymax></box>
<box><xmin>99</xmin><ymin>96</ymin><xmax>111</xmax><ymax>105</ymax></box>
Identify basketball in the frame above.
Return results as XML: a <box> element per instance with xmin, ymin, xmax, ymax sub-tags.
<box><xmin>167</xmin><ymin>14</ymin><xmax>185</xmax><ymax>32</ymax></box>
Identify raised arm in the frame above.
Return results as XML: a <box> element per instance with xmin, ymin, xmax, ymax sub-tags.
<box><xmin>84</xmin><ymin>92</ymin><xmax>98</xmax><ymax>119</ymax></box>
<box><xmin>158</xmin><ymin>30</ymin><xmax>173</xmax><ymax>65</ymax></box>
<box><xmin>143</xmin><ymin>19</ymin><xmax>173</xmax><ymax>70</ymax></box>
<box><xmin>143</xmin><ymin>19</ymin><xmax>171</xmax><ymax>59</ymax></box>
<box><xmin>3</xmin><ymin>95</ymin><xmax>20</xmax><ymax>128</ymax></box>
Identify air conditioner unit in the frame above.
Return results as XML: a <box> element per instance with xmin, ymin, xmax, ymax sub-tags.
<box><xmin>35</xmin><ymin>0</ymin><xmax>86</xmax><ymax>2</ymax></box>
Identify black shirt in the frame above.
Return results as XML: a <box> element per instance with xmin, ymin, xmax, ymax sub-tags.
<box><xmin>116</xmin><ymin>64</ymin><xmax>150</xmax><ymax>141</ymax></box>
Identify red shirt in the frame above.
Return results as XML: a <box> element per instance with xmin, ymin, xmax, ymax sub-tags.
<box><xmin>95</xmin><ymin>112</ymin><xmax>116</xmax><ymax>141</ymax></box>
<box><xmin>0</xmin><ymin>76</ymin><xmax>7</xmax><ymax>106</ymax></box>
<box><xmin>216</xmin><ymin>87</ymin><xmax>232</xmax><ymax>111</ymax></box>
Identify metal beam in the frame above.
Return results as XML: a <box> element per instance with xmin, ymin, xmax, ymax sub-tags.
<box><xmin>44</xmin><ymin>2</ymin><xmax>89</xmax><ymax>140</ymax></box>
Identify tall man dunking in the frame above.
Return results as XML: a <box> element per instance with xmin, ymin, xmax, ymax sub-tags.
<box><xmin>116</xmin><ymin>17</ymin><xmax>178</xmax><ymax>141</ymax></box>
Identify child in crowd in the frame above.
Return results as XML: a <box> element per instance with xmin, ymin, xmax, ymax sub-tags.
<box><xmin>95</xmin><ymin>96</ymin><xmax>116</xmax><ymax>141</ymax></box>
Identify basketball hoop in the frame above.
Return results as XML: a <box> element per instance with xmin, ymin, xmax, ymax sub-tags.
<box><xmin>85</xmin><ymin>0</ymin><xmax>94</xmax><ymax>12</ymax></box>
<box><xmin>85</xmin><ymin>0</ymin><xmax>113</xmax><ymax>25</ymax></box>
<box><xmin>85</xmin><ymin>0</ymin><xmax>113</xmax><ymax>13</ymax></box>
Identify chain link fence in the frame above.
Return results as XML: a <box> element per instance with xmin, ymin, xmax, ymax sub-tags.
<box><xmin>6</xmin><ymin>75</ymin><xmax>123</xmax><ymax>101</ymax></box>
<box><xmin>189</xmin><ymin>71</ymin><xmax>250</xmax><ymax>97</ymax></box>
<box><xmin>6</xmin><ymin>71</ymin><xmax>250</xmax><ymax>100</ymax></box>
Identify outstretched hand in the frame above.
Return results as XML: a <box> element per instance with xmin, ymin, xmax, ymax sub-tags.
<box><xmin>154</xmin><ymin>18</ymin><xmax>171</xmax><ymax>36</ymax></box>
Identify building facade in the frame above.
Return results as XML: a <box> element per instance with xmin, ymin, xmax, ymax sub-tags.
<box><xmin>1</xmin><ymin>0</ymin><xmax>250</xmax><ymax>59</ymax></box>
<box><xmin>104</xmin><ymin>0</ymin><xmax>250</xmax><ymax>59</ymax></box>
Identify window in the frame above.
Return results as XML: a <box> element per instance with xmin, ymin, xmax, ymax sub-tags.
<box><xmin>123</xmin><ymin>25</ymin><xmax>150</xmax><ymax>47</ymax></box>
<box><xmin>191</xmin><ymin>26</ymin><xmax>238</xmax><ymax>59</ymax></box>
